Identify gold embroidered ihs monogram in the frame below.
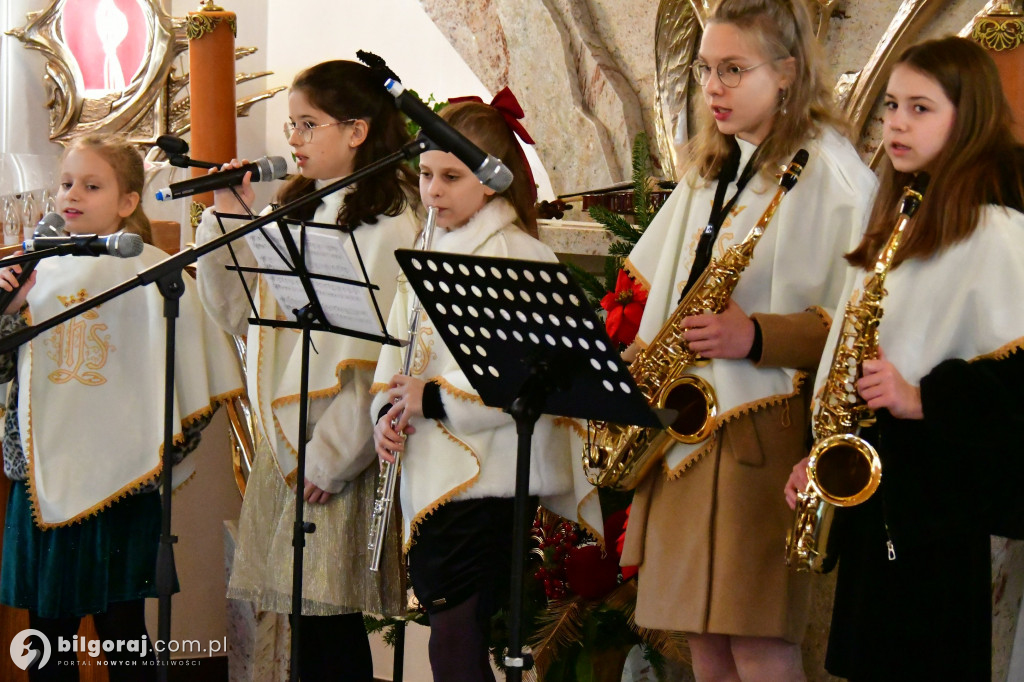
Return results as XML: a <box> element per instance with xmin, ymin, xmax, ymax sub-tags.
<box><xmin>44</xmin><ymin>309</ymin><xmax>114</xmax><ymax>386</ymax></box>
<box><xmin>412</xmin><ymin>311</ymin><xmax>436</xmax><ymax>376</ymax></box>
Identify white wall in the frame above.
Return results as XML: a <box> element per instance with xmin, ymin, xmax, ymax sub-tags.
<box><xmin>260</xmin><ymin>0</ymin><xmax>553</xmax><ymax>201</ymax></box>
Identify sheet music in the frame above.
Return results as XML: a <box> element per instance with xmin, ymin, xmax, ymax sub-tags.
<box><xmin>244</xmin><ymin>221</ymin><xmax>381</xmax><ymax>333</ymax></box>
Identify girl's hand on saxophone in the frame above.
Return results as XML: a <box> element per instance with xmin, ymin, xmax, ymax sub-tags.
<box><xmin>681</xmin><ymin>298</ymin><xmax>755</xmax><ymax>359</ymax></box>
<box><xmin>857</xmin><ymin>348</ymin><xmax>923</xmax><ymax>419</ymax></box>
<box><xmin>784</xmin><ymin>457</ymin><xmax>811</xmax><ymax>510</ymax></box>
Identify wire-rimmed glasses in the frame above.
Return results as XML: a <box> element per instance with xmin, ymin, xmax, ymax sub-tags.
<box><xmin>282</xmin><ymin>118</ymin><xmax>357</xmax><ymax>143</ymax></box>
<box><xmin>690</xmin><ymin>60</ymin><xmax>771</xmax><ymax>88</ymax></box>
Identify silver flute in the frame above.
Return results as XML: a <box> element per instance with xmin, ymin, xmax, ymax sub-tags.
<box><xmin>368</xmin><ymin>206</ymin><xmax>439</xmax><ymax>572</ymax></box>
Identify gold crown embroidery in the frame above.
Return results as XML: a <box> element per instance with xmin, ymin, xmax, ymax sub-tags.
<box><xmin>57</xmin><ymin>289</ymin><xmax>90</xmax><ymax>307</ymax></box>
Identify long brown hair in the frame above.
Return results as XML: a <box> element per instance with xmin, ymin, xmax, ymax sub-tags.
<box><xmin>276</xmin><ymin>60</ymin><xmax>416</xmax><ymax>227</ymax></box>
<box><xmin>685</xmin><ymin>0</ymin><xmax>844</xmax><ymax>182</ymax></box>
<box><xmin>64</xmin><ymin>135</ymin><xmax>152</xmax><ymax>243</ymax></box>
<box><xmin>438</xmin><ymin>101</ymin><xmax>538</xmax><ymax>237</ymax></box>
<box><xmin>847</xmin><ymin>36</ymin><xmax>1024</xmax><ymax>269</ymax></box>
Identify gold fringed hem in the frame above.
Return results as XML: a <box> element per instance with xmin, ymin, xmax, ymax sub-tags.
<box><xmin>269</xmin><ymin>358</ymin><xmax>377</xmax><ymax>411</ymax></box>
<box><xmin>435</xmin><ymin>377</ymin><xmax>484</xmax><ymax>405</ymax></box>
<box><xmin>623</xmin><ymin>258</ymin><xmax>651</xmax><ymax>292</ymax></box>
<box><xmin>27</xmin><ymin>459</ymin><xmax>164</xmax><ymax>530</ymax></box>
<box><xmin>403</xmin><ymin>420</ymin><xmax>481</xmax><ymax>553</ymax></box>
<box><xmin>170</xmin><ymin>469</ymin><xmax>198</xmax><ymax>496</ymax></box>
<box><xmin>554</xmin><ymin>417</ymin><xmax>586</xmax><ymax>439</ymax></box>
<box><xmin>804</xmin><ymin>304</ymin><xmax>832</xmax><ymax>329</ymax></box>
<box><xmin>370</xmin><ymin>381</ymin><xmax>389</xmax><ymax>395</ymax></box>
<box><xmin>663</xmin><ymin>371</ymin><xmax>808</xmax><ymax>481</ymax></box>
<box><xmin>572</xmin><ymin>488</ymin><xmax>605</xmax><ymax>551</ymax></box>
<box><xmin>28</xmin><ymin>387</ymin><xmax>241</xmax><ymax>529</ymax></box>
<box><xmin>973</xmin><ymin>335</ymin><xmax>1024</xmax><ymax>363</ymax></box>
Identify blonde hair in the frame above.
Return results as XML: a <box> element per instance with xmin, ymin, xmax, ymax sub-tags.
<box><xmin>63</xmin><ymin>135</ymin><xmax>152</xmax><ymax>243</ymax></box>
<box><xmin>684</xmin><ymin>0</ymin><xmax>845</xmax><ymax>182</ymax></box>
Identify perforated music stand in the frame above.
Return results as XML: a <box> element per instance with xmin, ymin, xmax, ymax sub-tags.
<box><xmin>394</xmin><ymin>249</ymin><xmax>664</xmax><ymax>679</ymax></box>
<box><xmin>214</xmin><ymin>210</ymin><xmax>403</xmax><ymax>680</ymax></box>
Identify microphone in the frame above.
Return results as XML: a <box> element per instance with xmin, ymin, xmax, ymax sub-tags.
<box><xmin>23</xmin><ymin>232</ymin><xmax>145</xmax><ymax>258</ymax></box>
<box><xmin>0</xmin><ymin>212</ymin><xmax>65</xmax><ymax>313</ymax></box>
<box><xmin>384</xmin><ymin>79</ymin><xmax>513</xmax><ymax>192</ymax></box>
<box><xmin>154</xmin><ymin>156</ymin><xmax>288</xmax><ymax>201</ymax></box>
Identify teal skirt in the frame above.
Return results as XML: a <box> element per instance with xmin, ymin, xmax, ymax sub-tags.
<box><xmin>0</xmin><ymin>480</ymin><xmax>173</xmax><ymax>618</ymax></box>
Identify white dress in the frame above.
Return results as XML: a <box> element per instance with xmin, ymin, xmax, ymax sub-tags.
<box><xmin>196</xmin><ymin>185</ymin><xmax>418</xmax><ymax>616</ymax></box>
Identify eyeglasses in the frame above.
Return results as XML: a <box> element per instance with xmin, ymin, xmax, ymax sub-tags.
<box><xmin>690</xmin><ymin>60</ymin><xmax>771</xmax><ymax>88</ymax></box>
<box><xmin>282</xmin><ymin>119</ymin><xmax>357</xmax><ymax>143</ymax></box>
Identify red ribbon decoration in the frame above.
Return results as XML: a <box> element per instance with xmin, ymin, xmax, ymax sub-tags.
<box><xmin>448</xmin><ymin>87</ymin><xmax>537</xmax><ymax>202</ymax></box>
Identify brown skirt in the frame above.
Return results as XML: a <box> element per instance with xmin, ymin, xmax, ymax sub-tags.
<box><xmin>621</xmin><ymin>399</ymin><xmax>812</xmax><ymax>643</ymax></box>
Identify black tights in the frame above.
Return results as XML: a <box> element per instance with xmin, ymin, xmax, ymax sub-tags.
<box><xmin>298</xmin><ymin>612</ymin><xmax>373</xmax><ymax>681</ymax></box>
<box><xmin>427</xmin><ymin>593</ymin><xmax>495</xmax><ymax>682</ymax></box>
<box><xmin>27</xmin><ymin>599</ymin><xmax>155</xmax><ymax>682</ymax></box>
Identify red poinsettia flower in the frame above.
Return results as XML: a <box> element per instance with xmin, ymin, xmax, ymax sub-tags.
<box><xmin>600</xmin><ymin>270</ymin><xmax>648</xmax><ymax>347</ymax></box>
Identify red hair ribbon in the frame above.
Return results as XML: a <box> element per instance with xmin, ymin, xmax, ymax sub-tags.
<box><xmin>449</xmin><ymin>87</ymin><xmax>537</xmax><ymax>202</ymax></box>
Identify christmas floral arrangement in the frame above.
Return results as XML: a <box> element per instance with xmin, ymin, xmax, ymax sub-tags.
<box><xmin>567</xmin><ymin>132</ymin><xmax>661</xmax><ymax>348</ymax></box>
<box><xmin>522</xmin><ymin>507</ymin><xmax>689</xmax><ymax>681</ymax></box>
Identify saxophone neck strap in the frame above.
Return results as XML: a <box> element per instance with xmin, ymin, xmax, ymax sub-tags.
<box><xmin>681</xmin><ymin>140</ymin><xmax>761</xmax><ymax>301</ymax></box>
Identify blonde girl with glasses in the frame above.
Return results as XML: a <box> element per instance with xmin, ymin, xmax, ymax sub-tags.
<box><xmin>196</xmin><ymin>60</ymin><xmax>418</xmax><ymax>681</ymax></box>
<box><xmin>617</xmin><ymin>1</ymin><xmax>876</xmax><ymax>679</ymax></box>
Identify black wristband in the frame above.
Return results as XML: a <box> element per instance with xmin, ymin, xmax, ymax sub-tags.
<box><xmin>422</xmin><ymin>381</ymin><xmax>447</xmax><ymax>420</ymax></box>
<box><xmin>376</xmin><ymin>403</ymin><xmax>393</xmax><ymax>423</ymax></box>
<box><xmin>746</xmin><ymin>318</ymin><xmax>763</xmax><ymax>362</ymax></box>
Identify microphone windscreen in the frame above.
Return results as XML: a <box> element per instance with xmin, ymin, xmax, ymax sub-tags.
<box><xmin>36</xmin><ymin>212</ymin><xmax>65</xmax><ymax>237</ymax></box>
<box><xmin>111</xmin><ymin>233</ymin><xmax>145</xmax><ymax>258</ymax></box>
<box><xmin>157</xmin><ymin>135</ymin><xmax>190</xmax><ymax>155</ymax></box>
<box><xmin>257</xmin><ymin>156</ymin><xmax>289</xmax><ymax>182</ymax></box>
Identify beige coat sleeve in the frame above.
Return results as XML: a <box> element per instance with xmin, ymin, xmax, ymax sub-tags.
<box><xmin>195</xmin><ymin>208</ymin><xmax>259</xmax><ymax>337</ymax></box>
<box><xmin>752</xmin><ymin>307</ymin><xmax>831</xmax><ymax>372</ymax></box>
<box><xmin>304</xmin><ymin>366</ymin><xmax>378</xmax><ymax>493</ymax></box>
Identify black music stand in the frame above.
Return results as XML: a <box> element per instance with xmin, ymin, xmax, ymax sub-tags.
<box><xmin>213</xmin><ymin>210</ymin><xmax>404</xmax><ymax>682</ymax></box>
<box><xmin>393</xmin><ymin>249</ymin><xmax>665</xmax><ymax>680</ymax></box>
<box><xmin>0</xmin><ymin>138</ymin><xmax>425</xmax><ymax>682</ymax></box>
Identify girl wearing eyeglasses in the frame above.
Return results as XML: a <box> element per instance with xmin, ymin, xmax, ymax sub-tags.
<box><xmin>617</xmin><ymin>1</ymin><xmax>875</xmax><ymax>679</ymax></box>
<box><xmin>196</xmin><ymin>60</ymin><xmax>418</xmax><ymax>681</ymax></box>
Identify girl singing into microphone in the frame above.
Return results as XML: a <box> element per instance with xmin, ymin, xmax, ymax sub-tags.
<box><xmin>0</xmin><ymin>134</ymin><xmax>240</xmax><ymax>680</ymax></box>
<box><xmin>196</xmin><ymin>59</ymin><xmax>418</xmax><ymax>680</ymax></box>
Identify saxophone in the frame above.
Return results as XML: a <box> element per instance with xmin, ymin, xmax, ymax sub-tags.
<box><xmin>785</xmin><ymin>174</ymin><xmax>929</xmax><ymax>573</ymax></box>
<box><xmin>368</xmin><ymin>206</ymin><xmax>438</xmax><ymax>572</ymax></box>
<box><xmin>583</xmin><ymin>149</ymin><xmax>809</xmax><ymax>490</ymax></box>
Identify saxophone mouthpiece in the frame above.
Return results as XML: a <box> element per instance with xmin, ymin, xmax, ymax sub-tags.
<box><xmin>780</xmin><ymin>149</ymin><xmax>809</xmax><ymax>191</ymax></box>
<box><xmin>900</xmin><ymin>172</ymin><xmax>930</xmax><ymax>217</ymax></box>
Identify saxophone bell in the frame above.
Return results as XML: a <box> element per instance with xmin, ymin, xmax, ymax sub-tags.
<box><xmin>657</xmin><ymin>374</ymin><xmax>718</xmax><ymax>443</ymax></box>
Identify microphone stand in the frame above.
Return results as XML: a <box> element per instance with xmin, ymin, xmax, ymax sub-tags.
<box><xmin>0</xmin><ymin>137</ymin><xmax>427</xmax><ymax>682</ymax></box>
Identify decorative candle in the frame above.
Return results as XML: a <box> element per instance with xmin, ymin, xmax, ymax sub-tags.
<box><xmin>186</xmin><ymin>1</ymin><xmax>237</xmax><ymax>226</ymax></box>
